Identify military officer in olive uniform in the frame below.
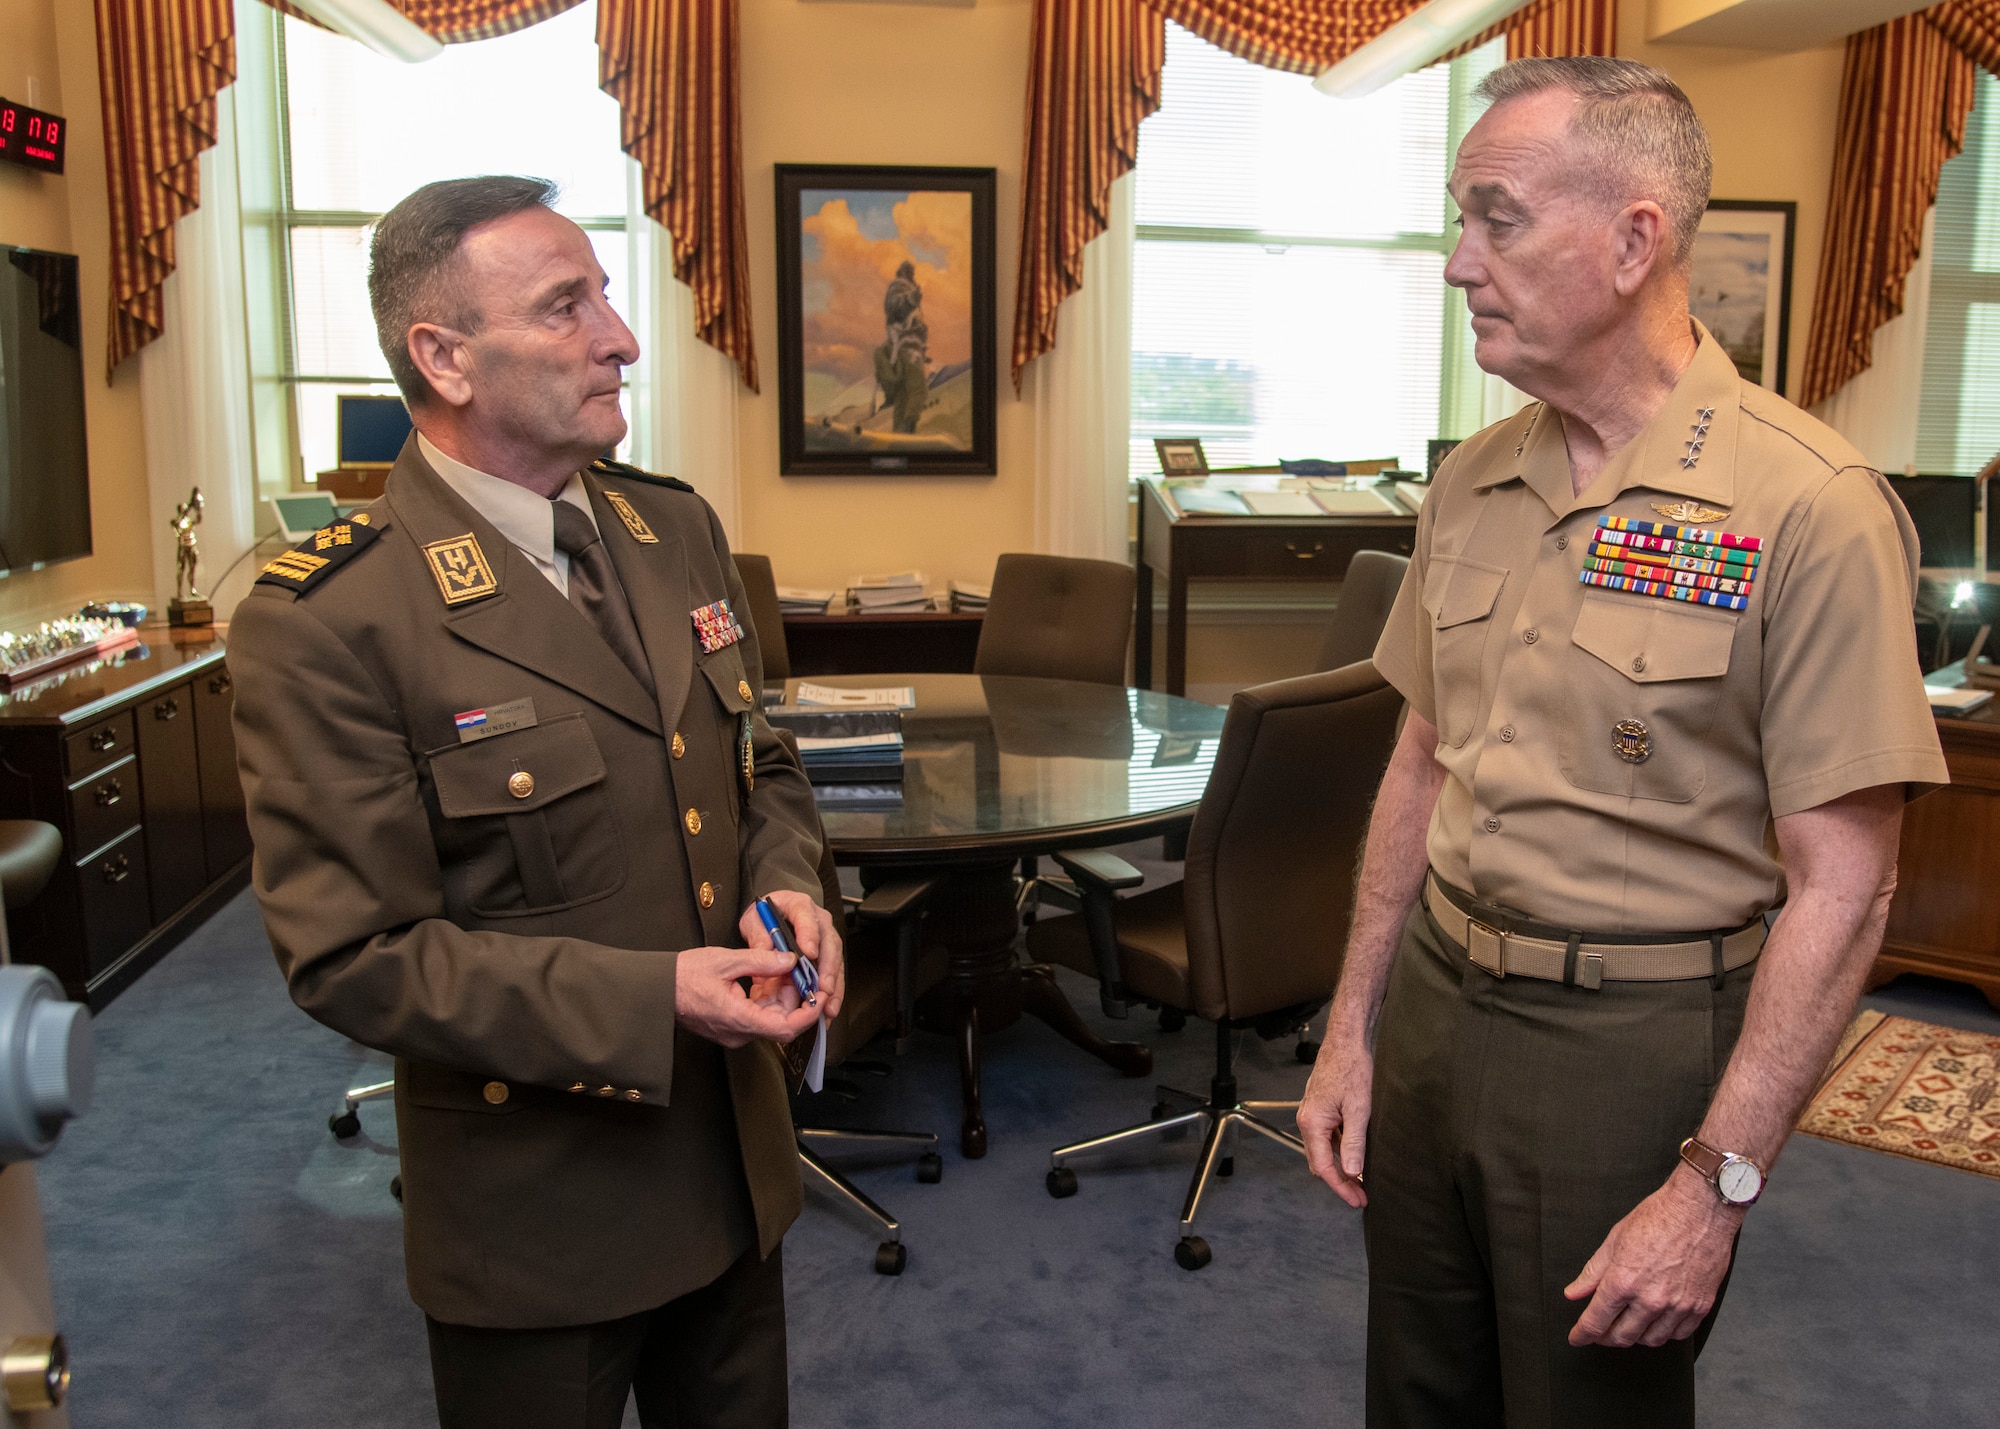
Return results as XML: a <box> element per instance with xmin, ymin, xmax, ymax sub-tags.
<box><xmin>1295</xmin><ymin>60</ymin><xmax>1948</xmax><ymax>1427</ymax></box>
<box><xmin>228</xmin><ymin>177</ymin><xmax>840</xmax><ymax>1429</ymax></box>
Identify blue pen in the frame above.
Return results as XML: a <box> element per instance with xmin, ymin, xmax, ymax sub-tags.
<box><xmin>755</xmin><ymin>898</ymin><xmax>816</xmax><ymax>1005</ymax></box>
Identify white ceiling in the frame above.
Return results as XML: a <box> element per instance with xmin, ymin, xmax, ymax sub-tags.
<box><xmin>1649</xmin><ymin>0</ymin><xmax>1939</xmax><ymax>51</ymax></box>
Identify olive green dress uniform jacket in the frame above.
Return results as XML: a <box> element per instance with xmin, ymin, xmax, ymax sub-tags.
<box><xmin>227</xmin><ymin>439</ymin><xmax>822</xmax><ymax>1329</ymax></box>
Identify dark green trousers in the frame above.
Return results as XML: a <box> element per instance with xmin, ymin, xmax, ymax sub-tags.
<box><xmin>1363</xmin><ymin>899</ymin><xmax>1753</xmax><ymax>1428</ymax></box>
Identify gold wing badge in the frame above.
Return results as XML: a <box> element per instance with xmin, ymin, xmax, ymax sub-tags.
<box><xmin>1652</xmin><ymin>500</ymin><xmax>1729</xmax><ymax>524</ymax></box>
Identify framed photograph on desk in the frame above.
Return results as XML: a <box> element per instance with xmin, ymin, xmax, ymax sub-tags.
<box><xmin>775</xmin><ymin>164</ymin><xmax>997</xmax><ymax>476</ymax></box>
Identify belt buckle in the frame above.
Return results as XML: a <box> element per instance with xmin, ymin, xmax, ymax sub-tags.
<box><xmin>1466</xmin><ymin>919</ymin><xmax>1506</xmax><ymax>978</ymax></box>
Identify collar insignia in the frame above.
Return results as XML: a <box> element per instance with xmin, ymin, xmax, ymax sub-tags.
<box><xmin>601</xmin><ymin>490</ymin><xmax>659</xmax><ymax>544</ymax></box>
<box><xmin>423</xmin><ymin>533</ymin><xmax>500</xmax><ymax>607</ymax></box>
<box><xmin>1652</xmin><ymin>500</ymin><xmax>1729</xmax><ymax>524</ymax></box>
<box><xmin>1680</xmin><ymin>407</ymin><xmax>1716</xmax><ymax>469</ymax></box>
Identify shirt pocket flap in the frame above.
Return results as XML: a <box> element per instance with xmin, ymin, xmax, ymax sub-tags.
<box><xmin>697</xmin><ymin>642</ymin><xmax>755</xmax><ymax>711</ymax></box>
<box><xmin>1422</xmin><ymin>556</ymin><xmax>1508</xmax><ymax>630</ymax></box>
<box><xmin>1572</xmin><ymin>596</ymin><xmax>1736</xmax><ymax>683</ymax></box>
<box><xmin>430</xmin><ymin>714</ymin><xmax>607</xmax><ymax>818</ymax></box>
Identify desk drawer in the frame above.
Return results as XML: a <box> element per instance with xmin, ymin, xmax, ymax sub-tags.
<box><xmin>64</xmin><ymin>711</ymin><xmax>135</xmax><ymax>782</ymax></box>
<box><xmin>79</xmin><ymin>825</ymin><xmax>151</xmax><ymax>977</ymax></box>
<box><xmin>1182</xmin><ymin>526</ymin><xmax>1413</xmax><ymax>579</ymax></box>
<box><xmin>68</xmin><ymin>754</ymin><xmax>139</xmax><ymax>858</ymax></box>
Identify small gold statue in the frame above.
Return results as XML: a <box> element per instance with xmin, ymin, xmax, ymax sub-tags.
<box><xmin>168</xmin><ymin>487</ymin><xmax>212</xmax><ymax>627</ymax></box>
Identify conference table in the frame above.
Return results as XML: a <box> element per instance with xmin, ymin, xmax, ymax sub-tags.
<box><xmin>792</xmin><ymin>672</ymin><xmax>1226</xmax><ymax>1157</ymax></box>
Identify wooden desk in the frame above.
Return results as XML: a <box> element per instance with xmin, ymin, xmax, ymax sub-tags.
<box><xmin>1133</xmin><ymin>479</ymin><xmax>1417</xmax><ymax>694</ymax></box>
<box><xmin>1874</xmin><ymin>665</ymin><xmax>2000</xmax><ymax>1009</ymax></box>
<box><xmin>0</xmin><ymin>625</ymin><xmax>250</xmax><ymax>1008</ymax></box>
<box><xmin>783</xmin><ymin>611</ymin><xmax>984</xmax><ymax>676</ymax></box>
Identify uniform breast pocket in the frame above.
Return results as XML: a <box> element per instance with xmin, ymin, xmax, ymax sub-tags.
<box><xmin>427</xmin><ymin>714</ymin><xmax>627</xmax><ymax>917</ymax></box>
<box><xmin>1422</xmin><ymin>555</ymin><xmax>1509</xmax><ymax>747</ymax></box>
<box><xmin>1558</xmin><ymin>595</ymin><xmax>1739</xmax><ymax>803</ymax></box>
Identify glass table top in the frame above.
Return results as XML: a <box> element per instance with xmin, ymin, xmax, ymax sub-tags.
<box><xmin>783</xmin><ymin>674</ymin><xmax>1226</xmax><ymax>863</ymax></box>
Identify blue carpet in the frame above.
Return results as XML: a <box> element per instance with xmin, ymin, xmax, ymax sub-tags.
<box><xmin>35</xmin><ymin>866</ymin><xmax>2000</xmax><ymax>1427</ymax></box>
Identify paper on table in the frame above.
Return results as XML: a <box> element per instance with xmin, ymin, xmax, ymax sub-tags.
<box><xmin>1239</xmin><ymin>490</ymin><xmax>1322</xmax><ymax>517</ymax></box>
<box><xmin>794</xmin><ymin>680</ymin><xmax>916</xmax><ymax>709</ymax></box>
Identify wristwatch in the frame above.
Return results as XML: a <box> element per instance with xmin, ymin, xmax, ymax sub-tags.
<box><xmin>1678</xmin><ymin>1136</ymin><xmax>1765</xmax><ymax>1206</ymax></box>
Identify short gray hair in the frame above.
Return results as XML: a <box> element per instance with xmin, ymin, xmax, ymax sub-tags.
<box><xmin>1474</xmin><ymin>57</ymin><xmax>1712</xmax><ymax>264</ymax></box>
<box><xmin>368</xmin><ymin>175</ymin><xmax>560</xmax><ymax>406</ymax></box>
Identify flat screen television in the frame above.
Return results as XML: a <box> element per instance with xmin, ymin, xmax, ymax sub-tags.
<box><xmin>0</xmin><ymin>246</ymin><xmax>90</xmax><ymax>574</ymax></box>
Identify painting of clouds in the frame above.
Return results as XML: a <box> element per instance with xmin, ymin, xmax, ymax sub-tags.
<box><xmin>1690</xmin><ymin>204</ymin><xmax>1794</xmax><ymax>394</ymax></box>
<box><xmin>798</xmin><ymin>188</ymin><xmax>975</xmax><ymax>456</ymax></box>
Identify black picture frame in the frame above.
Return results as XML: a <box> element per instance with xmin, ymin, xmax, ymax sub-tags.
<box><xmin>1693</xmin><ymin>200</ymin><xmax>1797</xmax><ymax>396</ymax></box>
<box><xmin>775</xmin><ymin>164</ymin><xmax>997</xmax><ymax>476</ymax></box>
<box><xmin>1153</xmin><ymin>437</ymin><xmax>1209</xmax><ymax>476</ymax></box>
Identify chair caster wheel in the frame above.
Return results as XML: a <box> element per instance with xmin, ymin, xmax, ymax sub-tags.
<box><xmin>1046</xmin><ymin>1166</ymin><xmax>1078</xmax><ymax>1199</ymax></box>
<box><xmin>917</xmin><ymin>1152</ymin><xmax>943</xmax><ymax>1184</ymax></box>
<box><xmin>1217</xmin><ymin>1156</ymin><xmax>1234</xmax><ymax>1178</ymax></box>
<box><xmin>1159</xmin><ymin>1007</ymin><xmax>1187</xmax><ymax>1033</ymax></box>
<box><xmin>1175</xmin><ymin>1236</ymin><xmax>1212</xmax><ymax>1271</ymax></box>
<box><xmin>1295</xmin><ymin>1039</ymin><xmax>1321</xmax><ymax>1064</ymax></box>
<box><xmin>874</xmin><ymin>1242</ymin><xmax>907</xmax><ymax>1276</ymax></box>
<box><xmin>389</xmin><ymin>1175</ymin><xmax>403</xmax><ymax>1204</ymax></box>
<box><xmin>329</xmin><ymin>1110</ymin><xmax>361</xmax><ymax>1140</ymax></box>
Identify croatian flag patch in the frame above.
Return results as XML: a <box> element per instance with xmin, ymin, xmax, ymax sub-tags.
<box><xmin>454</xmin><ymin>709</ymin><xmax>489</xmax><ymax>732</ymax></box>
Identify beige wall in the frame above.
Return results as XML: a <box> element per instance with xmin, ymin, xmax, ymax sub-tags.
<box><xmin>0</xmin><ymin>0</ymin><xmax>156</xmax><ymax>628</ymax></box>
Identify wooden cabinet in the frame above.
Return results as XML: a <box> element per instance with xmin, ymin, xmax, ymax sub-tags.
<box><xmin>0</xmin><ymin>628</ymin><xmax>251</xmax><ymax>1007</ymax></box>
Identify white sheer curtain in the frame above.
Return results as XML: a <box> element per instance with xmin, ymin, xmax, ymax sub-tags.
<box><xmin>625</xmin><ymin>164</ymin><xmax>744</xmax><ymax>546</ymax></box>
<box><xmin>139</xmin><ymin>99</ymin><xmax>257</xmax><ymax>619</ymax></box>
<box><xmin>1811</xmin><ymin>207</ymin><xmax>1936</xmax><ymax>475</ymax></box>
<box><xmin>1028</xmin><ymin>175</ymin><xmax>1134</xmax><ymax>563</ymax></box>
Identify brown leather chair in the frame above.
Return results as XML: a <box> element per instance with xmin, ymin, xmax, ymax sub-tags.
<box><xmin>973</xmin><ymin>553</ymin><xmax>1135</xmax><ymax>686</ymax></box>
<box><xmin>1315</xmin><ymin>549</ymin><xmax>1409</xmax><ymax>672</ymax></box>
<box><xmin>732</xmin><ymin>553</ymin><xmax>791</xmax><ymax>682</ymax></box>
<box><xmin>1027</xmin><ymin>660</ymin><xmax>1403</xmax><ymax>1269</ymax></box>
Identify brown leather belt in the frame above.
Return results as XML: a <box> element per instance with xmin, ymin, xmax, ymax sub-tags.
<box><xmin>1423</xmin><ymin>873</ymin><xmax>1766</xmax><ymax>990</ymax></box>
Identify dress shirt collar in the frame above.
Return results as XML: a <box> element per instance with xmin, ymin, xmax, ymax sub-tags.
<box><xmin>417</xmin><ymin>434</ymin><xmax>597</xmax><ymax>566</ymax></box>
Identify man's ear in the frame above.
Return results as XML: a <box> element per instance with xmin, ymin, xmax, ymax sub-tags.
<box><xmin>408</xmin><ymin>323</ymin><xmax>474</xmax><ymax>409</ymax></box>
<box><xmin>1610</xmin><ymin>201</ymin><xmax>1670</xmax><ymax>298</ymax></box>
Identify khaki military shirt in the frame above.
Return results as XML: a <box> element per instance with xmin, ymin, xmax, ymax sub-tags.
<box><xmin>1374</xmin><ymin>326</ymin><xmax>1948</xmax><ymax>934</ymax></box>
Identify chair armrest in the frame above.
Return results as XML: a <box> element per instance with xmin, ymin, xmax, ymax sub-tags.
<box><xmin>855</xmin><ymin>876</ymin><xmax>938</xmax><ymax>926</ymax></box>
<box><xmin>1051</xmin><ymin>849</ymin><xmax>1143</xmax><ymax>893</ymax></box>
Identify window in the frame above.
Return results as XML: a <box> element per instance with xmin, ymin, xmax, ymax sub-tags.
<box><xmin>1917</xmin><ymin>68</ymin><xmax>2000</xmax><ymax>477</ymax></box>
<box><xmin>1129</xmin><ymin>27</ymin><xmax>1502</xmax><ymax>480</ymax></box>
<box><xmin>256</xmin><ymin>2</ymin><xmax>630</xmax><ymax>491</ymax></box>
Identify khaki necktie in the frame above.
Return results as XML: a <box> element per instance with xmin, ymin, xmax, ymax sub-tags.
<box><xmin>551</xmin><ymin>499</ymin><xmax>655</xmax><ymax>696</ymax></box>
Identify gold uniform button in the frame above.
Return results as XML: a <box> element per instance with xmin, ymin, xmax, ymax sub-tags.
<box><xmin>738</xmin><ymin>679</ymin><xmax>754</xmax><ymax>704</ymax></box>
<box><xmin>625</xmin><ymin>1089</ymin><xmax>643</xmax><ymax>1102</ymax></box>
<box><xmin>699</xmin><ymin>880</ymin><xmax>715</xmax><ymax>908</ymax></box>
<box><xmin>671</xmin><ymin>731</ymin><xmax>686</xmax><ymax>759</ymax></box>
<box><xmin>685</xmin><ymin>807</ymin><xmax>702</xmax><ymax>836</ymax></box>
<box><xmin>595</xmin><ymin>1085</ymin><xmax>616</xmax><ymax>1098</ymax></box>
<box><xmin>508</xmin><ymin>770</ymin><xmax>535</xmax><ymax>799</ymax></box>
<box><xmin>482</xmin><ymin>1081</ymin><xmax>509</xmax><ymax>1105</ymax></box>
<box><xmin>568</xmin><ymin>1082</ymin><xmax>587</xmax><ymax>1094</ymax></box>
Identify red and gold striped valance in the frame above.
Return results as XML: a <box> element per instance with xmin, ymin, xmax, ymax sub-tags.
<box><xmin>95</xmin><ymin>0</ymin><xmax>754</xmax><ymax>390</ymax></box>
<box><xmin>1011</xmin><ymin>0</ymin><xmax>1618</xmax><ymax>388</ymax></box>
<box><xmin>1800</xmin><ymin>1</ymin><xmax>2000</xmax><ymax>409</ymax></box>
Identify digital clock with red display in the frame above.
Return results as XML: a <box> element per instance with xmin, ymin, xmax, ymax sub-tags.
<box><xmin>0</xmin><ymin>99</ymin><xmax>65</xmax><ymax>175</ymax></box>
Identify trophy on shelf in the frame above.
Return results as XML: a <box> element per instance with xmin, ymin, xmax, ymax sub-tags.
<box><xmin>168</xmin><ymin>488</ymin><xmax>212</xmax><ymax>627</ymax></box>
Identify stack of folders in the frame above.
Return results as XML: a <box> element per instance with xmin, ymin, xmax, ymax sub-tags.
<box><xmin>848</xmin><ymin>571</ymin><xmax>931</xmax><ymax>613</ymax></box>
<box><xmin>948</xmin><ymin>579</ymin><xmax>990</xmax><ymax>613</ymax></box>
<box><xmin>776</xmin><ymin>586</ymin><xmax>838</xmax><ymax>616</ymax></box>
<box><xmin>767</xmin><ymin>707</ymin><xmax>905</xmax><ymax>808</ymax></box>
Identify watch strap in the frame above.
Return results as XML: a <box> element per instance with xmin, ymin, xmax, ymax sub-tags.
<box><xmin>1678</xmin><ymin>1135</ymin><xmax>1727</xmax><ymax>1182</ymax></box>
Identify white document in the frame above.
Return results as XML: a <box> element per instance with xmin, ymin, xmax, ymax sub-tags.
<box><xmin>794</xmin><ymin>681</ymin><xmax>916</xmax><ymax>709</ymax></box>
<box><xmin>1239</xmin><ymin>490</ymin><xmax>1322</xmax><ymax>516</ymax></box>
<box><xmin>1311</xmin><ymin>488</ymin><xmax>1405</xmax><ymax>516</ymax></box>
<box><xmin>1925</xmin><ymin>685</ymin><xmax>1993</xmax><ymax>713</ymax></box>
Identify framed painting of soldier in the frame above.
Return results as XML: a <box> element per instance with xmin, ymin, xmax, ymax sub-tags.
<box><xmin>774</xmin><ymin>164</ymin><xmax>997</xmax><ymax>476</ymax></box>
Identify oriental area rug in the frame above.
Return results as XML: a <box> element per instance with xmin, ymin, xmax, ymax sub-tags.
<box><xmin>1799</xmin><ymin>1011</ymin><xmax>2000</xmax><ymax>1180</ymax></box>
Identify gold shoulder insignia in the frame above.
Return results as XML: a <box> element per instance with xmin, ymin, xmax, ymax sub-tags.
<box><xmin>254</xmin><ymin>519</ymin><xmax>387</xmax><ymax>597</ymax></box>
<box><xmin>590</xmin><ymin>457</ymin><xmax>695</xmax><ymax>494</ymax></box>
<box><xmin>423</xmin><ymin>533</ymin><xmax>500</xmax><ymax>606</ymax></box>
<box><xmin>601</xmin><ymin>490</ymin><xmax>659</xmax><ymax>544</ymax></box>
<box><xmin>1652</xmin><ymin>501</ymin><xmax>1728</xmax><ymax>524</ymax></box>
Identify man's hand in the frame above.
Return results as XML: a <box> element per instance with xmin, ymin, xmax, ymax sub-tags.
<box><xmin>675</xmin><ymin>946</ymin><xmax>822</xmax><ymax>1048</ymax></box>
<box><xmin>1564</xmin><ymin>1165</ymin><xmax>1742</xmax><ymax>1348</ymax></box>
<box><xmin>740</xmin><ymin>889</ymin><xmax>844</xmax><ymax>1022</ymax></box>
<box><xmin>1297</xmin><ymin>1024</ymin><xmax>1374</xmax><ymax>1209</ymax></box>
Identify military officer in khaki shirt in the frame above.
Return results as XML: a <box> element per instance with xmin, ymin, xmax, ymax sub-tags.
<box><xmin>228</xmin><ymin>177</ymin><xmax>839</xmax><ymax>1429</ymax></box>
<box><xmin>1295</xmin><ymin>59</ymin><xmax>1948</xmax><ymax>1427</ymax></box>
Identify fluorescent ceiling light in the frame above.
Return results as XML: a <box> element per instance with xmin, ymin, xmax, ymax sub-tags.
<box><xmin>1314</xmin><ymin>0</ymin><xmax>1521</xmax><ymax>100</ymax></box>
<box><xmin>286</xmin><ymin>0</ymin><xmax>443</xmax><ymax>63</ymax></box>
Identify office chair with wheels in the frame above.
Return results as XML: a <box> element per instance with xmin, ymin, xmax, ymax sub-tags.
<box><xmin>1028</xmin><ymin>661</ymin><xmax>1403</xmax><ymax>1268</ymax></box>
<box><xmin>732</xmin><ymin>553</ymin><xmax>791</xmax><ymax>682</ymax></box>
<box><xmin>0</xmin><ymin>822</ymin><xmax>65</xmax><ymax>962</ymax></box>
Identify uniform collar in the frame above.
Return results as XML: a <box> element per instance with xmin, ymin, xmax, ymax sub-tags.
<box><xmin>417</xmin><ymin>434</ymin><xmax>597</xmax><ymax>566</ymax></box>
<box><xmin>1472</xmin><ymin>321</ymin><xmax>1743</xmax><ymax>522</ymax></box>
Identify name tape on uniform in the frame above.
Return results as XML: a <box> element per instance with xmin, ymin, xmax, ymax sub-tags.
<box><xmin>453</xmin><ymin>697</ymin><xmax>538</xmax><ymax>744</ymax></box>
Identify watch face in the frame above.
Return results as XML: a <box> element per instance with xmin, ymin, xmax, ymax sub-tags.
<box><xmin>1717</xmin><ymin>1157</ymin><xmax>1762</xmax><ymax>1203</ymax></box>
